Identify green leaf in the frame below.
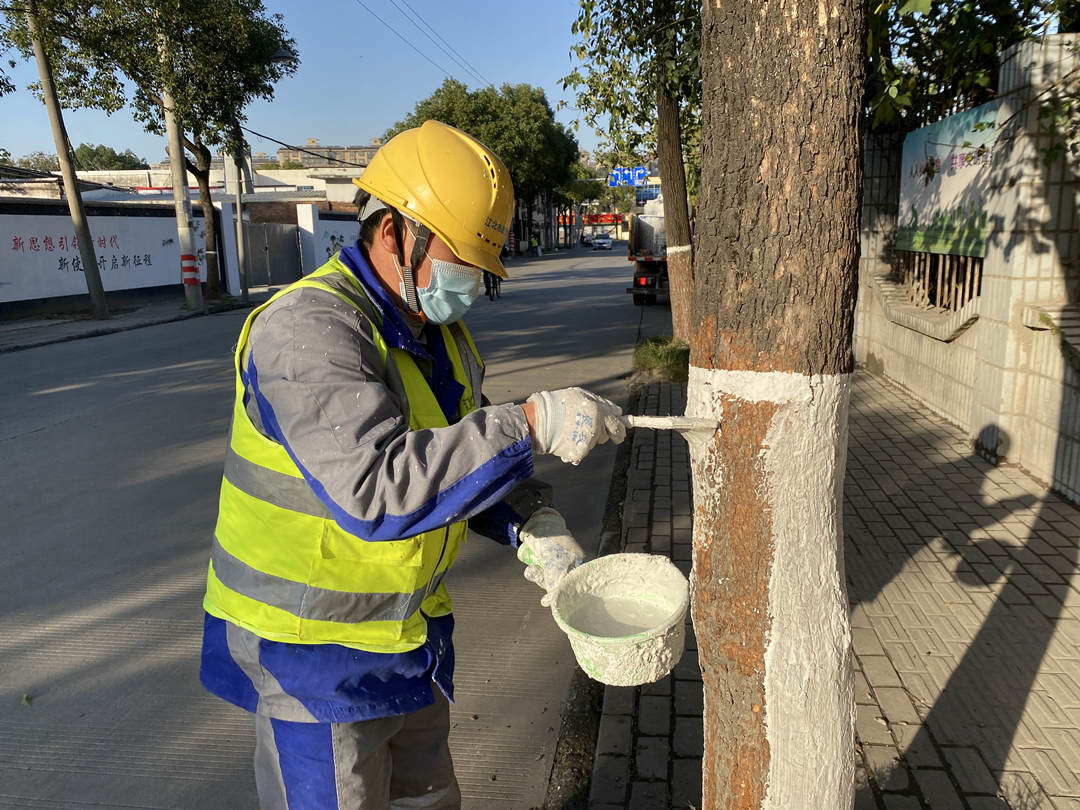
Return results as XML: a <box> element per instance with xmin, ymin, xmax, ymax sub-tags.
<box><xmin>897</xmin><ymin>0</ymin><xmax>931</xmax><ymax>15</ymax></box>
<box><xmin>21</xmin><ymin>693</ymin><xmax>31</xmax><ymax>706</ymax></box>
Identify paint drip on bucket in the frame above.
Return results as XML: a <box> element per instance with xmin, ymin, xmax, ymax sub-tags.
<box><xmin>550</xmin><ymin>553</ymin><xmax>690</xmax><ymax>686</ymax></box>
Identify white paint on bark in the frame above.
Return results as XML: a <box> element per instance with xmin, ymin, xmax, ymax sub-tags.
<box><xmin>686</xmin><ymin>366</ymin><xmax>855</xmax><ymax>809</ymax></box>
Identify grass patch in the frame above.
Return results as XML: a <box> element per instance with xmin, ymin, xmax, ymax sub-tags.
<box><xmin>632</xmin><ymin>336</ymin><xmax>690</xmax><ymax>384</ymax></box>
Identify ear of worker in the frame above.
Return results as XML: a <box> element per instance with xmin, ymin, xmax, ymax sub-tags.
<box><xmin>527</xmin><ymin>387</ymin><xmax>627</xmax><ymax>466</ymax></box>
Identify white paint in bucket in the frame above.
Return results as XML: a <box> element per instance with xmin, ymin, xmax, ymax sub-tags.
<box><xmin>550</xmin><ymin>553</ymin><xmax>689</xmax><ymax>686</ymax></box>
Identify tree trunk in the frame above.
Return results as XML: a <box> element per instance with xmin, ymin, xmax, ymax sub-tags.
<box><xmin>162</xmin><ymin>84</ymin><xmax>202</xmax><ymax>311</ymax></box>
<box><xmin>26</xmin><ymin>1</ymin><xmax>109</xmax><ymax>320</ymax></box>
<box><xmin>656</xmin><ymin>85</ymin><xmax>692</xmax><ymax>342</ymax></box>
<box><xmin>187</xmin><ymin>141</ymin><xmax>220</xmax><ymax>300</ymax></box>
<box><xmin>689</xmin><ymin>1</ymin><xmax>865</xmax><ymax>807</ymax></box>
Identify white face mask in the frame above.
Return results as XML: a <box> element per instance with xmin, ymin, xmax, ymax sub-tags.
<box><xmin>416</xmin><ymin>258</ymin><xmax>483</xmax><ymax>324</ymax></box>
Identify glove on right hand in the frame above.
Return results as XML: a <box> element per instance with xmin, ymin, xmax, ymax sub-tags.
<box><xmin>527</xmin><ymin>387</ymin><xmax>626</xmax><ymax>465</ymax></box>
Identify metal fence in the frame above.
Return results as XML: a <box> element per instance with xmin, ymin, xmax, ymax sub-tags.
<box><xmin>244</xmin><ymin>223</ymin><xmax>302</xmax><ymax>287</ymax></box>
<box><xmin>897</xmin><ymin>250</ymin><xmax>983</xmax><ymax>312</ymax></box>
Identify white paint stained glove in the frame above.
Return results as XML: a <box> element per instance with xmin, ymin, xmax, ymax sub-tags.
<box><xmin>516</xmin><ymin>507</ymin><xmax>585</xmax><ymax>606</ymax></box>
<box><xmin>527</xmin><ymin>387</ymin><xmax>627</xmax><ymax>465</ymax></box>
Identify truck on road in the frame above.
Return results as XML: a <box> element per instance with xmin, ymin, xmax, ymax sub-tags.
<box><xmin>626</xmin><ymin>196</ymin><xmax>668</xmax><ymax>305</ymax></box>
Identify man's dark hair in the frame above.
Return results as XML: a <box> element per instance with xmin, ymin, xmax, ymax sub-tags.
<box><xmin>353</xmin><ymin>188</ymin><xmax>409</xmax><ymax>262</ymax></box>
<box><xmin>353</xmin><ymin>189</ymin><xmax>385</xmax><ymax>247</ymax></box>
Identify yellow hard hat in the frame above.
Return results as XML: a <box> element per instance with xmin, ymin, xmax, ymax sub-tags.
<box><xmin>352</xmin><ymin>120</ymin><xmax>515</xmax><ymax>278</ymax></box>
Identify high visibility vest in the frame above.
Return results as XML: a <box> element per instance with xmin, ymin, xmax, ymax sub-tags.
<box><xmin>203</xmin><ymin>258</ymin><xmax>484</xmax><ymax>653</ymax></box>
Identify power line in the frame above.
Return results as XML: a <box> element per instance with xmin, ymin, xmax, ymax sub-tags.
<box><xmin>350</xmin><ymin>0</ymin><xmax>456</xmax><ymax>81</ymax></box>
<box><xmin>387</xmin><ymin>0</ymin><xmax>491</xmax><ymax>86</ymax></box>
<box><xmin>239</xmin><ymin>125</ymin><xmax>370</xmax><ymax>169</ymax></box>
<box><xmin>386</xmin><ymin>0</ymin><xmax>484</xmax><ymax>84</ymax></box>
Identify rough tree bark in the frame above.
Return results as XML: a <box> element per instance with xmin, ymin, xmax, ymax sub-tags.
<box><xmin>687</xmin><ymin>0</ymin><xmax>865</xmax><ymax>807</ymax></box>
<box><xmin>26</xmin><ymin>0</ymin><xmax>109</xmax><ymax>319</ymax></box>
<box><xmin>185</xmin><ymin>140</ymin><xmax>220</xmax><ymax>300</ymax></box>
<box><xmin>656</xmin><ymin>83</ymin><xmax>693</xmax><ymax>342</ymax></box>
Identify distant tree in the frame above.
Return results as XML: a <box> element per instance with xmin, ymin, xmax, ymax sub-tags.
<box><xmin>16</xmin><ymin>150</ymin><xmax>60</xmax><ymax>171</ymax></box>
<box><xmin>2</xmin><ymin>0</ymin><xmax>298</xmax><ymax>300</ymax></box>
<box><xmin>72</xmin><ymin>142</ymin><xmax>148</xmax><ymax>170</ymax></box>
<box><xmin>564</xmin><ymin>0</ymin><xmax>699</xmax><ymax>341</ymax></box>
<box><xmin>278</xmin><ymin>159</ymin><xmax>305</xmax><ymax>169</ymax></box>
<box><xmin>0</xmin><ymin>146</ymin><xmax>11</xmax><ymax>163</ymax></box>
<box><xmin>386</xmin><ymin>79</ymin><xmax>580</xmax><ymax>246</ymax></box>
<box><xmin>553</xmin><ymin>161</ymin><xmax>607</xmax><ymax>245</ymax></box>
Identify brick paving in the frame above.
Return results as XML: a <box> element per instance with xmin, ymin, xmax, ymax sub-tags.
<box><xmin>588</xmin><ymin>371</ymin><xmax>1080</xmax><ymax>809</ymax></box>
<box><xmin>589</xmin><ymin>381</ymin><xmax>702</xmax><ymax>809</ymax></box>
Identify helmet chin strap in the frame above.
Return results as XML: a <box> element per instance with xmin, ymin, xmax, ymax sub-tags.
<box><xmin>390</xmin><ymin>210</ymin><xmax>431</xmax><ymax>316</ymax></box>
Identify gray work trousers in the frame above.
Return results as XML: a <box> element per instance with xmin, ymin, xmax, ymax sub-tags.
<box><xmin>253</xmin><ymin>690</ymin><xmax>461</xmax><ymax>809</ymax></box>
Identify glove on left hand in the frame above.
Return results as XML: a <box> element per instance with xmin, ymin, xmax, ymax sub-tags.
<box><xmin>516</xmin><ymin>507</ymin><xmax>585</xmax><ymax>606</ymax></box>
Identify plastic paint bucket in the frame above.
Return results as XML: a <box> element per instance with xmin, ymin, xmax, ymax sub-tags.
<box><xmin>550</xmin><ymin>553</ymin><xmax>690</xmax><ymax>686</ymax></box>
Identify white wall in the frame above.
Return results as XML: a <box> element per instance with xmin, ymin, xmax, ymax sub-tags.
<box><xmin>315</xmin><ymin>217</ymin><xmax>360</xmax><ymax>263</ymax></box>
<box><xmin>0</xmin><ymin>209</ymin><xmax>207</xmax><ymax>303</ymax></box>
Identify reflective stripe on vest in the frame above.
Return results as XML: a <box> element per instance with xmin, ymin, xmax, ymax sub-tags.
<box><xmin>209</xmin><ymin>536</ymin><xmax>448</xmax><ymax>623</ymax></box>
<box><xmin>223</xmin><ymin>447</ymin><xmax>330</xmax><ymax>519</ymax></box>
<box><xmin>203</xmin><ymin>258</ymin><xmax>482</xmax><ymax>653</ymax></box>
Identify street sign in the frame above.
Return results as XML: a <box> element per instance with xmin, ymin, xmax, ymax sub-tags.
<box><xmin>608</xmin><ymin>166</ymin><xmax>650</xmax><ymax>187</ymax></box>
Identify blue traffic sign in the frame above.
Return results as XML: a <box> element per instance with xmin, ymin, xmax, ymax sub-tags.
<box><xmin>608</xmin><ymin>166</ymin><xmax>650</xmax><ymax>187</ymax></box>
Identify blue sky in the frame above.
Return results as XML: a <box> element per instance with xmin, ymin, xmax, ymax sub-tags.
<box><xmin>2</xmin><ymin>0</ymin><xmax>600</xmax><ymax>163</ymax></box>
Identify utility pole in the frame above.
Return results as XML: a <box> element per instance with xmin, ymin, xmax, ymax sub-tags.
<box><xmin>227</xmin><ymin>125</ymin><xmax>251</xmax><ymax>303</ymax></box>
<box><xmin>161</xmin><ymin>85</ymin><xmax>203</xmax><ymax>311</ymax></box>
<box><xmin>230</xmin><ymin>151</ymin><xmax>249</xmax><ymax>302</ymax></box>
<box><xmin>26</xmin><ymin>0</ymin><xmax>108</xmax><ymax>320</ymax></box>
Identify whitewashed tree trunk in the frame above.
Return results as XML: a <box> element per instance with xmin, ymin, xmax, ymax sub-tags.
<box><xmin>693</xmin><ymin>0</ymin><xmax>866</xmax><ymax>805</ymax></box>
<box><xmin>686</xmin><ymin>370</ymin><xmax>854</xmax><ymax>807</ymax></box>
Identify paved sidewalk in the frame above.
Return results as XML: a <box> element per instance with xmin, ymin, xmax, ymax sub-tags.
<box><xmin>590</xmin><ymin>371</ymin><xmax>1080</xmax><ymax>810</ymax></box>
<box><xmin>589</xmin><ymin>381</ymin><xmax>703</xmax><ymax>810</ymax></box>
<box><xmin>847</xmin><ymin>374</ymin><xmax>1080</xmax><ymax>810</ymax></box>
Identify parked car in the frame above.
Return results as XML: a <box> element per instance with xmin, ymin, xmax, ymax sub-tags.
<box><xmin>580</xmin><ymin>232</ymin><xmax>593</xmax><ymax>246</ymax></box>
<box><xmin>592</xmin><ymin>232</ymin><xmax>613</xmax><ymax>250</ymax></box>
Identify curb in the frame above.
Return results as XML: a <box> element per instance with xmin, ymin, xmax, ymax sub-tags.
<box><xmin>0</xmin><ymin>300</ymin><xmax>256</xmax><ymax>354</ymax></box>
<box><xmin>542</xmin><ymin>390</ymin><xmax>637</xmax><ymax>809</ymax></box>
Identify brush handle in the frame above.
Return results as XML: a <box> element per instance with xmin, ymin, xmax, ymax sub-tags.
<box><xmin>621</xmin><ymin>415</ymin><xmax>720</xmax><ymax>433</ymax></box>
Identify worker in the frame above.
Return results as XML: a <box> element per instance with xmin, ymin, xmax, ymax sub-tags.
<box><xmin>198</xmin><ymin>120</ymin><xmax>626</xmax><ymax>809</ymax></box>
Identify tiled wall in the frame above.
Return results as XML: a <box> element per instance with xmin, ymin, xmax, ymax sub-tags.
<box><xmin>855</xmin><ymin>35</ymin><xmax>1080</xmax><ymax>503</ymax></box>
<box><xmin>858</xmin><ymin>133</ymin><xmax>979</xmax><ymax>430</ymax></box>
<box><xmin>976</xmin><ymin>37</ymin><xmax>1080</xmax><ymax>490</ymax></box>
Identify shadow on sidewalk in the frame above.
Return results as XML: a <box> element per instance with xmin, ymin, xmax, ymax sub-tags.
<box><xmin>846</xmin><ymin>406</ymin><xmax>1078</xmax><ymax>806</ymax></box>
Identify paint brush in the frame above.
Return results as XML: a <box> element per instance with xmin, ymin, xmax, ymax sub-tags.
<box><xmin>620</xmin><ymin>415</ymin><xmax>720</xmax><ymax>436</ymax></box>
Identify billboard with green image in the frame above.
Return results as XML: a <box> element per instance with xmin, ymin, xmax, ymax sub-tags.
<box><xmin>896</xmin><ymin>100</ymin><xmax>999</xmax><ymax>258</ymax></box>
